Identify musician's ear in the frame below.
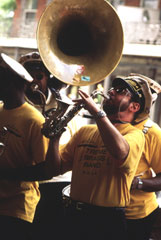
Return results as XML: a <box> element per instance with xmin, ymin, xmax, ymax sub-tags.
<box><xmin>129</xmin><ymin>102</ymin><xmax>140</xmax><ymax>113</ymax></box>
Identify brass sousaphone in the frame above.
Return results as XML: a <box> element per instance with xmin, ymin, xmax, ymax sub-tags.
<box><xmin>37</xmin><ymin>0</ymin><xmax>124</xmax><ymax>86</ymax></box>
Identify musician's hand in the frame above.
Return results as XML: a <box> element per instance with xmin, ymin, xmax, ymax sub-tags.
<box><xmin>54</xmin><ymin>127</ymin><xmax>66</xmax><ymax>138</ymax></box>
<box><xmin>130</xmin><ymin>176</ymin><xmax>139</xmax><ymax>190</ymax></box>
<box><xmin>41</xmin><ymin>126</ymin><xmax>66</xmax><ymax>139</ymax></box>
<box><xmin>75</xmin><ymin>89</ymin><xmax>100</xmax><ymax>116</ymax></box>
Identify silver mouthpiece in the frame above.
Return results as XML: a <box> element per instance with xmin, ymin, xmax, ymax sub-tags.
<box><xmin>91</xmin><ymin>90</ymin><xmax>110</xmax><ymax>100</ymax></box>
<box><xmin>31</xmin><ymin>84</ymin><xmax>39</xmax><ymax>92</ymax></box>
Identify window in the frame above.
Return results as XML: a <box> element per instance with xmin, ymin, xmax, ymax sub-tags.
<box><xmin>142</xmin><ymin>0</ymin><xmax>158</xmax><ymax>9</ymax></box>
<box><xmin>24</xmin><ymin>0</ymin><xmax>37</xmax><ymax>25</ymax></box>
<box><xmin>24</xmin><ymin>10</ymin><xmax>36</xmax><ymax>25</ymax></box>
<box><xmin>25</xmin><ymin>0</ymin><xmax>38</xmax><ymax>10</ymax></box>
<box><xmin>110</xmin><ymin>0</ymin><xmax>125</xmax><ymax>6</ymax></box>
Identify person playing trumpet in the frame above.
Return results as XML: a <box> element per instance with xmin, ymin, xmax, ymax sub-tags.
<box><xmin>19</xmin><ymin>51</ymin><xmax>80</xmax><ymax>239</ymax></box>
<box><xmin>0</xmin><ymin>52</ymin><xmax>49</xmax><ymax>240</ymax></box>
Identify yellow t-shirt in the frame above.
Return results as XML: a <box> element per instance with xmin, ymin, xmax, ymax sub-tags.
<box><xmin>0</xmin><ymin>102</ymin><xmax>49</xmax><ymax>222</ymax></box>
<box><xmin>60</xmin><ymin>123</ymin><xmax>145</xmax><ymax>207</ymax></box>
<box><xmin>126</xmin><ymin>118</ymin><xmax>161</xmax><ymax>219</ymax></box>
<box><xmin>27</xmin><ymin>89</ymin><xmax>81</xmax><ymax>183</ymax></box>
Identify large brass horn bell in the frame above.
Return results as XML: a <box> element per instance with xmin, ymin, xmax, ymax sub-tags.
<box><xmin>37</xmin><ymin>0</ymin><xmax>124</xmax><ymax>86</ymax></box>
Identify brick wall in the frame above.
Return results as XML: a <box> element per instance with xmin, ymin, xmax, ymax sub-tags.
<box><xmin>124</xmin><ymin>0</ymin><xmax>140</xmax><ymax>7</ymax></box>
<box><xmin>10</xmin><ymin>0</ymin><xmax>48</xmax><ymax>38</ymax></box>
<box><xmin>36</xmin><ymin>0</ymin><xmax>47</xmax><ymax>21</ymax></box>
<box><xmin>10</xmin><ymin>0</ymin><xmax>22</xmax><ymax>37</ymax></box>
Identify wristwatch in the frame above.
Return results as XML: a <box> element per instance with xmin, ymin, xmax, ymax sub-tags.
<box><xmin>137</xmin><ymin>178</ymin><xmax>143</xmax><ymax>190</ymax></box>
<box><xmin>94</xmin><ymin>110</ymin><xmax>107</xmax><ymax>119</ymax></box>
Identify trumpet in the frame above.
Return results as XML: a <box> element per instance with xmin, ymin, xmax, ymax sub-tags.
<box><xmin>41</xmin><ymin>90</ymin><xmax>109</xmax><ymax>138</ymax></box>
<box><xmin>0</xmin><ymin>127</ymin><xmax>6</xmax><ymax>156</ymax></box>
<box><xmin>0</xmin><ymin>126</ymin><xmax>22</xmax><ymax>156</ymax></box>
<box><xmin>30</xmin><ymin>84</ymin><xmax>47</xmax><ymax>116</ymax></box>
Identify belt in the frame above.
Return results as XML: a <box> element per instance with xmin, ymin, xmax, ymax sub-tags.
<box><xmin>63</xmin><ymin>196</ymin><xmax>125</xmax><ymax>213</ymax></box>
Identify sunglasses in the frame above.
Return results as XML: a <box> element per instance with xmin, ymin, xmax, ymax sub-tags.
<box><xmin>109</xmin><ymin>86</ymin><xmax>131</xmax><ymax>95</ymax></box>
<box><xmin>32</xmin><ymin>73</ymin><xmax>44</xmax><ymax>80</ymax></box>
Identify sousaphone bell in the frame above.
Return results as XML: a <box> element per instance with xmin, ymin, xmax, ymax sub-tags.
<box><xmin>37</xmin><ymin>0</ymin><xmax>124</xmax><ymax>86</ymax></box>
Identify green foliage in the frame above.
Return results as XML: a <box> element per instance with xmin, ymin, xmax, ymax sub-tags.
<box><xmin>0</xmin><ymin>0</ymin><xmax>16</xmax><ymax>12</ymax></box>
<box><xmin>0</xmin><ymin>0</ymin><xmax>16</xmax><ymax>37</ymax></box>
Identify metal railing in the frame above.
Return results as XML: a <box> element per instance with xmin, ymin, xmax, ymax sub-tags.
<box><xmin>123</xmin><ymin>22</ymin><xmax>161</xmax><ymax>45</ymax></box>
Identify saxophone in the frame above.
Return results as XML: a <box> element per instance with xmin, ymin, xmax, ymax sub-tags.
<box><xmin>41</xmin><ymin>90</ymin><xmax>109</xmax><ymax>138</ymax></box>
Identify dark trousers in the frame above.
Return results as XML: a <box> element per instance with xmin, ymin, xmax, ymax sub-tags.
<box><xmin>0</xmin><ymin>215</ymin><xmax>32</xmax><ymax>240</ymax></box>
<box><xmin>64</xmin><ymin>204</ymin><xmax>127</xmax><ymax>240</ymax></box>
<box><xmin>33</xmin><ymin>181</ymin><xmax>70</xmax><ymax>240</ymax></box>
<box><xmin>126</xmin><ymin>207</ymin><xmax>159</xmax><ymax>240</ymax></box>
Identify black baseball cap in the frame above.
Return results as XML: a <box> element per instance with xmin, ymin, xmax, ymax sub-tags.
<box><xmin>112</xmin><ymin>77</ymin><xmax>145</xmax><ymax>111</ymax></box>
